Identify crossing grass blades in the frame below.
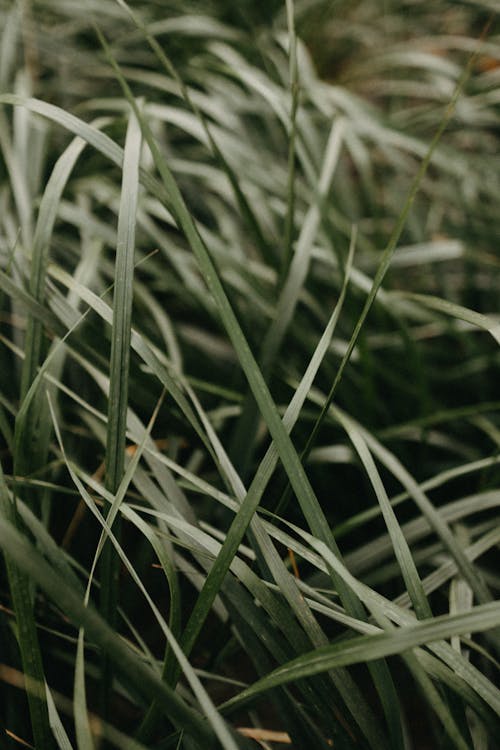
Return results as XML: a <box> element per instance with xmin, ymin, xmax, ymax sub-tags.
<box><xmin>0</xmin><ymin>1</ymin><xmax>499</xmax><ymax>748</ymax></box>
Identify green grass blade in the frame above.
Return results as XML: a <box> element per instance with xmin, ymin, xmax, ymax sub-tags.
<box><xmin>177</xmin><ymin>236</ymin><xmax>355</xmax><ymax>651</ymax></box>
<box><xmin>231</xmin><ymin>116</ymin><xmax>345</xmax><ymax>476</ymax></box>
<box><xmin>333</xmin><ymin>407</ymin><xmax>432</xmax><ymax>620</ymax></box>
<box><xmin>292</xmin><ymin>524</ymin><xmax>500</xmax><ymax>716</ymax></box>
<box><xmin>46</xmin><ymin>685</ymin><xmax>75</xmax><ymax>750</ymax></box>
<box><xmin>74</xmin><ymin>631</ymin><xmax>94</xmax><ymax>750</ymax></box>
<box><xmin>280</xmin><ymin>0</ymin><xmax>299</xmax><ymax>284</ymax></box>
<box><xmin>103</xmin><ymin>103</ymin><xmax>142</xmax><ymax>495</ymax></box>
<box><xmin>357</xmin><ymin>423</ymin><xmax>496</xmax><ymax>611</ymax></box>
<box><xmin>0</xmin><ymin>461</ymin><xmax>55</xmax><ymax>748</ymax></box>
<box><xmin>223</xmin><ymin>602</ymin><xmax>500</xmax><ymax>712</ymax></box>
<box><xmin>99</xmin><ymin>103</ymin><xmax>142</xmax><ymax>711</ymax></box>
<box><xmin>0</xmin><ymin>94</ymin><xmax>167</xmax><ymax>204</ymax></box>
<box><xmin>13</xmin><ymin>133</ymin><xmax>90</xmax><ymax>512</ymax></box>
<box><xmin>19</xmin><ymin>134</ymin><xmax>87</xmax><ymax>402</ymax></box>
<box><xmin>125</xmin><ymin>499</ymin><xmax>387</xmax><ymax>748</ymax></box>
<box><xmin>392</xmin><ymin>291</ymin><xmax>500</xmax><ymax>346</ymax></box>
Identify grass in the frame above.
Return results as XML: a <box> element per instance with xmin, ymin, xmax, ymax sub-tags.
<box><xmin>0</xmin><ymin>1</ymin><xmax>499</xmax><ymax>748</ymax></box>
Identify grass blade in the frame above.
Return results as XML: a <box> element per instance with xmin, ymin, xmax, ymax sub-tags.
<box><xmin>223</xmin><ymin>602</ymin><xmax>500</xmax><ymax>711</ymax></box>
<box><xmin>0</xmin><ymin>461</ymin><xmax>55</xmax><ymax>748</ymax></box>
<box><xmin>99</xmin><ymin>103</ymin><xmax>142</xmax><ymax>711</ymax></box>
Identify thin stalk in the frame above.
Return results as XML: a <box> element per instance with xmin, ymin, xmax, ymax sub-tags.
<box><xmin>100</xmin><ymin>105</ymin><xmax>142</xmax><ymax>713</ymax></box>
<box><xmin>280</xmin><ymin>0</ymin><xmax>299</xmax><ymax>285</ymax></box>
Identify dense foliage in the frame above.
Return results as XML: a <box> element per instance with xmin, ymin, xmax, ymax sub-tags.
<box><xmin>0</xmin><ymin>1</ymin><xmax>499</xmax><ymax>748</ymax></box>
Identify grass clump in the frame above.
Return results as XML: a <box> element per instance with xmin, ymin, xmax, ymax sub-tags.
<box><xmin>0</xmin><ymin>1</ymin><xmax>499</xmax><ymax>749</ymax></box>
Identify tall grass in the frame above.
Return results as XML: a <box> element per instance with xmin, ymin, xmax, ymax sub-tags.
<box><xmin>0</xmin><ymin>1</ymin><xmax>499</xmax><ymax>748</ymax></box>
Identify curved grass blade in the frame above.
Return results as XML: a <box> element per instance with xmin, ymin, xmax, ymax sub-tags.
<box><xmin>13</xmin><ymin>130</ymin><xmax>95</xmax><ymax>520</ymax></box>
<box><xmin>351</xmin><ymin>418</ymin><xmax>497</xmax><ymax>621</ymax></box>
<box><xmin>392</xmin><ymin>291</ymin><xmax>500</xmax><ymax>346</ymax></box>
<box><xmin>222</xmin><ymin>602</ymin><xmax>500</xmax><ymax>712</ymax></box>
<box><xmin>18</xmin><ymin>133</ymin><xmax>88</xmax><ymax>403</ymax></box>
<box><xmin>295</xmin><ymin>526</ymin><xmax>500</xmax><ymax>716</ymax></box>
<box><xmin>0</xmin><ymin>94</ymin><xmax>167</xmax><ymax>205</ymax></box>
<box><xmin>328</xmin><ymin>409</ymin><xmax>475</xmax><ymax>745</ymax></box>
<box><xmin>333</xmin><ymin>407</ymin><xmax>433</xmax><ymax>620</ymax></box>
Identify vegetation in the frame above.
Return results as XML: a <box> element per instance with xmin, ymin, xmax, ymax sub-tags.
<box><xmin>0</xmin><ymin>1</ymin><xmax>499</xmax><ymax>748</ymax></box>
